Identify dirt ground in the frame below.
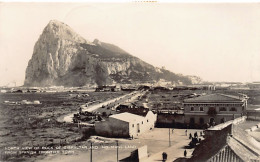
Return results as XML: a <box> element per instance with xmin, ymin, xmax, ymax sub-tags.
<box><xmin>36</xmin><ymin>128</ymin><xmax>203</xmax><ymax>162</ymax></box>
<box><xmin>0</xmin><ymin>91</ymin><xmax>128</xmax><ymax>161</ymax></box>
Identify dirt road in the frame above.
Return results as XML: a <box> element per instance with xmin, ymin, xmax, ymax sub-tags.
<box><xmin>62</xmin><ymin>91</ymin><xmax>144</xmax><ymax>123</ymax></box>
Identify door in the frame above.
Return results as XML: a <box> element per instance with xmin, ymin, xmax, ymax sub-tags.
<box><xmin>209</xmin><ymin>118</ymin><xmax>215</xmax><ymax>126</ymax></box>
<box><xmin>137</xmin><ymin>123</ymin><xmax>140</xmax><ymax>133</ymax></box>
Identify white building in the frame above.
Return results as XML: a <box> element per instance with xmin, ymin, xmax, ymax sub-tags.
<box><xmin>95</xmin><ymin>111</ymin><xmax>157</xmax><ymax>138</ymax></box>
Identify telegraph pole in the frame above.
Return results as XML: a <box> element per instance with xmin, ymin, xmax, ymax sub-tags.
<box><xmin>116</xmin><ymin>140</ymin><xmax>119</xmax><ymax>162</ymax></box>
<box><xmin>169</xmin><ymin>128</ymin><xmax>171</xmax><ymax>147</ymax></box>
<box><xmin>90</xmin><ymin>142</ymin><xmax>93</xmax><ymax>162</ymax></box>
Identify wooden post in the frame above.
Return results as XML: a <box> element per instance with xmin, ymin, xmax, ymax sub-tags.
<box><xmin>116</xmin><ymin>140</ymin><xmax>119</xmax><ymax>162</ymax></box>
<box><xmin>90</xmin><ymin>142</ymin><xmax>93</xmax><ymax>162</ymax></box>
<box><xmin>169</xmin><ymin>128</ymin><xmax>171</xmax><ymax>147</ymax></box>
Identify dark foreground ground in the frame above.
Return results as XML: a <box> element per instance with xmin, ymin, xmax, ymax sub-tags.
<box><xmin>0</xmin><ymin>91</ymin><xmax>128</xmax><ymax>161</ymax></box>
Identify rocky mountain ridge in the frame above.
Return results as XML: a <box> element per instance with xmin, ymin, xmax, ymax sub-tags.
<box><xmin>24</xmin><ymin>20</ymin><xmax>200</xmax><ymax>87</ymax></box>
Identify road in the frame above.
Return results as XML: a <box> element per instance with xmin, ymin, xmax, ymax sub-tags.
<box><xmin>62</xmin><ymin>91</ymin><xmax>145</xmax><ymax>123</ymax></box>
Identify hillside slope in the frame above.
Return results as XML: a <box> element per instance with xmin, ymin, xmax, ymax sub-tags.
<box><xmin>24</xmin><ymin>20</ymin><xmax>198</xmax><ymax>87</ymax></box>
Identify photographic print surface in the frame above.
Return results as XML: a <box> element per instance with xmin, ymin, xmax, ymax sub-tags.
<box><xmin>0</xmin><ymin>2</ymin><xmax>260</xmax><ymax>162</ymax></box>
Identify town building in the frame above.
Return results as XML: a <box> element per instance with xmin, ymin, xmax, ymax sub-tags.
<box><xmin>183</xmin><ymin>93</ymin><xmax>248</xmax><ymax>128</ymax></box>
<box><xmin>189</xmin><ymin>119</ymin><xmax>260</xmax><ymax>162</ymax></box>
<box><xmin>95</xmin><ymin>111</ymin><xmax>157</xmax><ymax>138</ymax></box>
<box><xmin>95</xmin><ymin>85</ymin><xmax>120</xmax><ymax>92</ymax></box>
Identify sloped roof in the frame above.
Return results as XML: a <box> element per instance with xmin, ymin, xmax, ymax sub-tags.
<box><xmin>109</xmin><ymin>112</ymin><xmax>144</xmax><ymax>123</ymax></box>
<box><xmin>189</xmin><ymin>123</ymin><xmax>260</xmax><ymax>162</ymax></box>
<box><xmin>231</xmin><ymin>125</ymin><xmax>260</xmax><ymax>158</ymax></box>
<box><xmin>228</xmin><ymin>137</ymin><xmax>259</xmax><ymax>161</ymax></box>
<box><xmin>184</xmin><ymin>93</ymin><xmax>243</xmax><ymax>103</ymax></box>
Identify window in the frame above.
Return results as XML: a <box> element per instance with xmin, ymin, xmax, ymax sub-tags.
<box><xmin>230</xmin><ymin>107</ymin><xmax>237</xmax><ymax>111</ymax></box>
<box><xmin>199</xmin><ymin>107</ymin><xmax>204</xmax><ymax>111</ymax></box>
<box><xmin>219</xmin><ymin>107</ymin><xmax>227</xmax><ymax>111</ymax></box>
<box><xmin>132</xmin><ymin>124</ymin><xmax>134</xmax><ymax>127</ymax></box>
<box><xmin>142</xmin><ymin>121</ymin><xmax>143</xmax><ymax>124</ymax></box>
<box><xmin>199</xmin><ymin>118</ymin><xmax>204</xmax><ymax>124</ymax></box>
<box><xmin>190</xmin><ymin>118</ymin><xmax>195</xmax><ymax>125</ymax></box>
<box><xmin>147</xmin><ymin>120</ymin><xmax>149</xmax><ymax>122</ymax></box>
<box><xmin>190</xmin><ymin>107</ymin><xmax>194</xmax><ymax>111</ymax></box>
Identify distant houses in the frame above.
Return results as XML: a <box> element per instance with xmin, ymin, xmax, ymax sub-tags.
<box><xmin>95</xmin><ymin>85</ymin><xmax>142</xmax><ymax>92</ymax></box>
<box><xmin>95</xmin><ymin>85</ymin><xmax>120</xmax><ymax>92</ymax></box>
<box><xmin>183</xmin><ymin>93</ymin><xmax>248</xmax><ymax>128</ymax></box>
<box><xmin>95</xmin><ymin>111</ymin><xmax>157</xmax><ymax>138</ymax></box>
<box><xmin>248</xmin><ymin>82</ymin><xmax>260</xmax><ymax>90</ymax></box>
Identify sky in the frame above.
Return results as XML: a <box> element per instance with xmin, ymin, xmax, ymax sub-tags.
<box><xmin>0</xmin><ymin>2</ymin><xmax>260</xmax><ymax>86</ymax></box>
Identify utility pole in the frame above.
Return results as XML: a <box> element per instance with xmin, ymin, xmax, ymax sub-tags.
<box><xmin>90</xmin><ymin>142</ymin><xmax>93</xmax><ymax>162</ymax></box>
<box><xmin>116</xmin><ymin>140</ymin><xmax>119</xmax><ymax>162</ymax></box>
<box><xmin>169</xmin><ymin>128</ymin><xmax>171</xmax><ymax>147</ymax></box>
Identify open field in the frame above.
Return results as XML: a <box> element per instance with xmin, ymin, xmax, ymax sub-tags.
<box><xmin>0</xmin><ymin>91</ymin><xmax>128</xmax><ymax>161</ymax></box>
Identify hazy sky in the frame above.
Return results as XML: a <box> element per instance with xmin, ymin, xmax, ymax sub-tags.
<box><xmin>1</xmin><ymin>2</ymin><xmax>260</xmax><ymax>86</ymax></box>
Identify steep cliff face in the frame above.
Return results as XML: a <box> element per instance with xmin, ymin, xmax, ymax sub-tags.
<box><xmin>24</xmin><ymin>20</ymin><xmax>196</xmax><ymax>87</ymax></box>
<box><xmin>24</xmin><ymin>20</ymin><xmax>111</xmax><ymax>87</ymax></box>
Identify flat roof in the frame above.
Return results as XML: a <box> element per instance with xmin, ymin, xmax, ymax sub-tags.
<box><xmin>109</xmin><ymin>112</ymin><xmax>144</xmax><ymax>123</ymax></box>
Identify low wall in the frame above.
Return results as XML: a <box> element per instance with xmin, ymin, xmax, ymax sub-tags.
<box><xmin>247</xmin><ymin>110</ymin><xmax>260</xmax><ymax>121</ymax></box>
<box><xmin>207</xmin><ymin>116</ymin><xmax>246</xmax><ymax>131</ymax></box>
<box><xmin>205</xmin><ymin>116</ymin><xmax>246</xmax><ymax>138</ymax></box>
<box><xmin>122</xmin><ymin>145</ymin><xmax>148</xmax><ymax>161</ymax></box>
<box><xmin>156</xmin><ymin>114</ymin><xmax>185</xmax><ymax>128</ymax></box>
